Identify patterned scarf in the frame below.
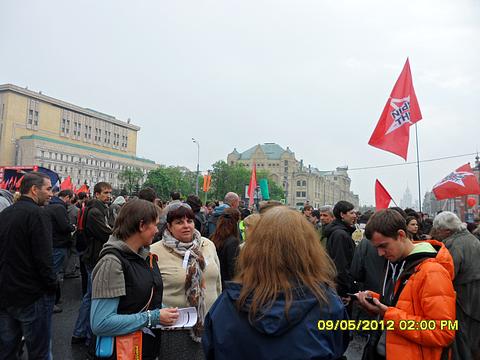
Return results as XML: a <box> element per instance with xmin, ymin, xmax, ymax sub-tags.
<box><xmin>162</xmin><ymin>228</ymin><xmax>206</xmax><ymax>342</ymax></box>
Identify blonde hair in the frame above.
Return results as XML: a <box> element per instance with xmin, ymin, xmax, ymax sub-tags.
<box><xmin>235</xmin><ymin>206</ymin><xmax>336</xmax><ymax>321</ymax></box>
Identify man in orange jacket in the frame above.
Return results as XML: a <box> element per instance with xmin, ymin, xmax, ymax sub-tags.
<box><xmin>356</xmin><ymin>209</ymin><xmax>456</xmax><ymax>360</ymax></box>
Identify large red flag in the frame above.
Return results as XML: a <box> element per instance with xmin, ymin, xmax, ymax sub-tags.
<box><xmin>368</xmin><ymin>58</ymin><xmax>422</xmax><ymax>160</ymax></box>
<box><xmin>375</xmin><ymin>179</ymin><xmax>393</xmax><ymax>210</ymax></box>
<box><xmin>247</xmin><ymin>163</ymin><xmax>257</xmax><ymax>207</ymax></box>
<box><xmin>432</xmin><ymin>163</ymin><xmax>480</xmax><ymax>200</ymax></box>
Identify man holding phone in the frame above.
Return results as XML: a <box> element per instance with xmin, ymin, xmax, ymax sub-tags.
<box><xmin>354</xmin><ymin>209</ymin><xmax>456</xmax><ymax>360</ymax></box>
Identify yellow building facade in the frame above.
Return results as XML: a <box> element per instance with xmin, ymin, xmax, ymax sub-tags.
<box><xmin>0</xmin><ymin>84</ymin><xmax>156</xmax><ymax>188</ymax></box>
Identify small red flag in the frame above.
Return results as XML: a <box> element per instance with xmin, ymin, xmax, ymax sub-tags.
<box><xmin>375</xmin><ymin>179</ymin><xmax>393</xmax><ymax>210</ymax></box>
<box><xmin>433</xmin><ymin>163</ymin><xmax>480</xmax><ymax>200</ymax></box>
<box><xmin>60</xmin><ymin>176</ymin><xmax>73</xmax><ymax>190</ymax></box>
<box><xmin>0</xmin><ymin>181</ymin><xmax>6</xmax><ymax>189</ymax></box>
<box><xmin>15</xmin><ymin>175</ymin><xmax>24</xmax><ymax>190</ymax></box>
<box><xmin>368</xmin><ymin>58</ymin><xmax>422</xmax><ymax>160</ymax></box>
<box><xmin>75</xmin><ymin>184</ymin><xmax>89</xmax><ymax>194</ymax></box>
<box><xmin>247</xmin><ymin>163</ymin><xmax>257</xmax><ymax>207</ymax></box>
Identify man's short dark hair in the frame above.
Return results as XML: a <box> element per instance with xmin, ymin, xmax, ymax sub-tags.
<box><xmin>170</xmin><ymin>191</ymin><xmax>181</xmax><ymax>201</ymax></box>
<box><xmin>20</xmin><ymin>172</ymin><xmax>50</xmax><ymax>195</ymax></box>
<box><xmin>365</xmin><ymin>209</ymin><xmax>407</xmax><ymax>240</ymax></box>
<box><xmin>78</xmin><ymin>192</ymin><xmax>88</xmax><ymax>200</ymax></box>
<box><xmin>333</xmin><ymin>201</ymin><xmax>354</xmax><ymax>220</ymax></box>
<box><xmin>58</xmin><ymin>189</ymin><xmax>74</xmax><ymax>198</ymax></box>
<box><xmin>94</xmin><ymin>182</ymin><xmax>111</xmax><ymax>195</ymax></box>
<box><xmin>389</xmin><ymin>207</ymin><xmax>408</xmax><ymax>219</ymax></box>
<box><xmin>138</xmin><ymin>187</ymin><xmax>157</xmax><ymax>203</ymax></box>
<box><xmin>186</xmin><ymin>194</ymin><xmax>202</xmax><ymax>213</ymax></box>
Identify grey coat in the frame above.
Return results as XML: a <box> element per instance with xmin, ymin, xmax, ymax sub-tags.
<box><xmin>442</xmin><ymin>229</ymin><xmax>480</xmax><ymax>359</ymax></box>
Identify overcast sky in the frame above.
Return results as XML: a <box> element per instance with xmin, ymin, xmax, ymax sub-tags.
<box><xmin>1</xmin><ymin>0</ymin><xmax>479</xmax><ymax>206</ymax></box>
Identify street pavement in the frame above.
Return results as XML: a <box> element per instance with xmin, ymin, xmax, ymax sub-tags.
<box><xmin>51</xmin><ymin>276</ymin><xmax>364</xmax><ymax>359</ymax></box>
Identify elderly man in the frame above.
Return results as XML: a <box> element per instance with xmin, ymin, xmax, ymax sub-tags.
<box><xmin>431</xmin><ymin>211</ymin><xmax>480</xmax><ymax>360</ymax></box>
<box><xmin>318</xmin><ymin>205</ymin><xmax>334</xmax><ymax>247</ymax></box>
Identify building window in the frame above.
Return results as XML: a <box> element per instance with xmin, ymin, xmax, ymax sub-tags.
<box><xmin>297</xmin><ymin>180</ymin><xmax>301</xmax><ymax>186</ymax></box>
<box><xmin>302</xmin><ymin>180</ymin><xmax>307</xmax><ymax>186</ymax></box>
<box><xmin>302</xmin><ymin>191</ymin><xmax>306</xmax><ymax>197</ymax></box>
<box><xmin>27</xmin><ymin>99</ymin><xmax>39</xmax><ymax>128</ymax></box>
<box><xmin>296</xmin><ymin>191</ymin><xmax>301</xmax><ymax>197</ymax></box>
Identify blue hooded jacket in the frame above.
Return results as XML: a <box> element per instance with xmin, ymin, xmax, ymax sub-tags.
<box><xmin>202</xmin><ymin>282</ymin><xmax>350</xmax><ymax>360</ymax></box>
<box><xmin>206</xmin><ymin>203</ymin><xmax>230</xmax><ymax>237</ymax></box>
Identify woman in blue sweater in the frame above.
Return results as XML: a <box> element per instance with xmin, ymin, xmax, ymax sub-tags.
<box><xmin>202</xmin><ymin>206</ymin><xmax>350</xmax><ymax>360</ymax></box>
<box><xmin>90</xmin><ymin>199</ymin><xmax>179</xmax><ymax>359</ymax></box>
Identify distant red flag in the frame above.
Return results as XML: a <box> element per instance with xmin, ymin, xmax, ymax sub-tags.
<box><xmin>375</xmin><ymin>179</ymin><xmax>393</xmax><ymax>210</ymax></box>
<box><xmin>368</xmin><ymin>58</ymin><xmax>422</xmax><ymax>160</ymax></box>
<box><xmin>0</xmin><ymin>180</ymin><xmax>6</xmax><ymax>189</ymax></box>
<box><xmin>75</xmin><ymin>184</ymin><xmax>89</xmax><ymax>194</ymax></box>
<box><xmin>15</xmin><ymin>175</ymin><xmax>24</xmax><ymax>190</ymax></box>
<box><xmin>60</xmin><ymin>176</ymin><xmax>73</xmax><ymax>190</ymax></box>
<box><xmin>433</xmin><ymin>163</ymin><xmax>480</xmax><ymax>200</ymax></box>
<box><xmin>8</xmin><ymin>176</ymin><xmax>17</xmax><ymax>191</ymax></box>
<box><xmin>247</xmin><ymin>163</ymin><xmax>257</xmax><ymax>207</ymax></box>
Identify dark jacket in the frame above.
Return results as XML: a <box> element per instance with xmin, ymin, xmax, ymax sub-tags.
<box><xmin>215</xmin><ymin>235</ymin><xmax>239</xmax><ymax>288</ymax></box>
<box><xmin>47</xmin><ymin>196</ymin><xmax>75</xmax><ymax>248</ymax></box>
<box><xmin>0</xmin><ymin>196</ymin><xmax>57</xmax><ymax>308</ymax></box>
<box><xmin>207</xmin><ymin>204</ymin><xmax>230</xmax><ymax>238</ymax></box>
<box><xmin>324</xmin><ymin>219</ymin><xmax>356</xmax><ymax>297</ymax></box>
<box><xmin>202</xmin><ymin>282</ymin><xmax>350</xmax><ymax>360</ymax></box>
<box><xmin>82</xmin><ymin>199</ymin><xmax>112</xmax><ymax>268</ymax></box>
<box><xmin>350</xmin><ymin>237</ymin><xmax>387</xmax><ymax>294</ymax></box>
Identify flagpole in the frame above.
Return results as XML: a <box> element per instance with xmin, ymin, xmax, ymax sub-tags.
<box><xmin>415</xmin><ymin>124</ymin><xmax>422</xmax><ymax>212</ymax></box>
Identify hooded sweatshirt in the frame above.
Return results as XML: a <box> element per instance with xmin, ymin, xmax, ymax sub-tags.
<box><xmin>206</xmin><ymin>203</ymin><xmax>230</xmax><ymax>238</ymax></box>
<box><xmin>202</xmin><ymin>282</ymin><xmax>350</xmax><ymax>360</ymax></box>
<box><xmin>372</xmin><ymin>240</ymin><xmax>456</xmax><ymax>360</ymax></box>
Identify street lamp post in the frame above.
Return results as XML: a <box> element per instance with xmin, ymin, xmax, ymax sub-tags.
<box><xmin>192</xmin><ymin>138</ymin><xmax>200</xmax><ymax>196</ymax></box>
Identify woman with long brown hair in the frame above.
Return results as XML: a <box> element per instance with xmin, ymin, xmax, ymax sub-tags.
<box><xmin>202</xmin><ymin>206</ymin><xmax>349</xmax><ymax>360</ymax></box>
<box><xmin>210</xmin><ymin>207</ymin><xmax>240</xmax><ymax>289</ymax></box>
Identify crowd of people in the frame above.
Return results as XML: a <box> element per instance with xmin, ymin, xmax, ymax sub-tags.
<box><xmin>1</xmin><ymin>171</ymin><xmax>480</xmax><ymax>359</ymax></box>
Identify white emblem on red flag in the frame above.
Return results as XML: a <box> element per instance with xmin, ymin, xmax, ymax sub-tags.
<box><xmin>385</xmin><ymin>96</ymin><xmax>411</xmax><ymax>135</ymax></box>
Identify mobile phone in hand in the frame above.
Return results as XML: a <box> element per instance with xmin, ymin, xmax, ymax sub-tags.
<box><xmin>365</xmin><ymin>297</ymin><xmax>376</xmax><ymax>305</ymax></box>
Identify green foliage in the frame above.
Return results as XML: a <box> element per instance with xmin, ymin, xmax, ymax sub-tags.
<box><xmin>143</xmin><ymin>166</ymin><xmax>197</xmax><ymax>201</ymax></box>
<box><xmin>118</xmin><ymin>167</ymin><xmax>144</xmax><ymax>195</ymax></box>
<box><xmin>209</xmin><ymin>161</ymin><xmax>284</xmax><ymax>201</ymax></box>
<box><xmin>143</xmin><ymin>162</ymin><xmax>285</xmax><ymax>203</ymax></box>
